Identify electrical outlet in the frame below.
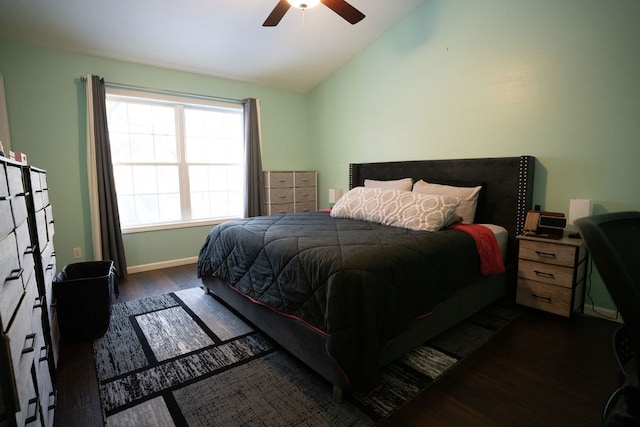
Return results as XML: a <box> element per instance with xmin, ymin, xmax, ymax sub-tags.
<box><xmin>73</xmin><ymin>247</ymin><xmax>82</xmax><ymax>259</ymax></box>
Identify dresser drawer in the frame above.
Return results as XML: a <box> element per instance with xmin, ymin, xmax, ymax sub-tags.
<box><xmin>264</xmin><ymin>203</ymin><xmax>295</xmax><ymax>215</ymax></box>
<box><xmin>6</xmin><ymin>164</ymin><xmax>24</xmax><ymax>195</ymax></box>
<box><xmin>38</xmin><ymin>357</ymin><xmax>55</xmax><ymax>427</ymax></box>
<box><xmin>1</xmin><ymin>232</ymin><xmax>24</xmax><ymax>327</ymax></box>
<box><xmin>265</xmin><ymin>188</ymin><xmax>294</xmax><ymax>204</ymax></box>
<box><xmin>518</xmin><ymin>259</ymin><xmax>575</xmax><ymax>288</ymax></box>
<box><xmin>265</xmin><ymin>172</ymin><xmax>293</xmax><ymax>188</ymax></box>
<box><xmin>295</xmin><ymin>201</ymin><xmax>317</xmax><ymax>213</ymax></box>
<box><xmin>39</xmin><ymin>172</ymin><xmax>48</xmax><ymax>194</ymax></box>
<box><xmin>16</xmin><ymin>221</ymin><xmax>35</xmax><ymax>285</ymax></box>
<box><xmin>7</xmin><ymin>295</ymin><xmax>39</xmax><ymax>417</ymax></box>
<box><xmin>0</xmin><ymin>162</ymin><xmax>7</xmax><ymax>194</ymax></box>
<box><xmin>7</xmin><ymin>164</ymin><xmax>27</xmax><ymax>229</ymax></box>
<box><xmin>294</xmin><ymin>172</ymin><xmax>315</xmax><ymax>188</ymax></box>
<box><xmin>516</xmin><ymin>278</ymin><xmax>573</xmax><ymax>317</ymax></box>
<box><xmin>47</xmin><ymin>299</ymin><xmax>60</xmax><ymax>367</ymax></box>
<box><xmin>41</xmin><ymin>189</ymin><xmax>49</xmax><ymax>208</ymax></box>
<box><xmin>29</xmin><ymin>169</ymin><xmax>43</xmax><ymax>193</ymax></box>
<box><xmin>14</xmin><ymin>366</ymin><xmax>39</xmax><ymax>427</ymax></box>
<box><xmin>295</xmin><ymin>187</ymin><xmax>316</xmax><ymax>203</ymax></box>
<box><xmin>11</xmin><ymin>194</ymin><xmax>28</xmax><ymax>230</ymax></box>
<box><xmin>1</xmin><ymin>159</ymin><xmax>11</xmax><ymax>237</ymax></box>
<box><xmin>35</xmin><ymin>209</ymin><xmax>47</xmax><ymax>252</ymax></box>
<box><xmin>31</xmin><ymin>171</ymin><xmax>44</xmax><ymax>211</ymax></box>
<box><xmin>45</xmin><ymin>204</ymin><xmax>55</xmax><ymax>240</ymax></box>
<box><xmin>42</xmin><ymin>242</ymin><xmax>56</xmax><ymax>300</ymax></box>
<box><xmin>0</xmin><ymin>197</ymin><xmax>12</xmax><ymax>238</ymax></box>
<box><xmin>43</xmin><ymin>258</ymin><xmax>57</xmax><ymax>302</ymax></box>
<box><xmin>518</xmin><ymin>239</ymin><xmax>579</xmax><ymax>267</ymax></box>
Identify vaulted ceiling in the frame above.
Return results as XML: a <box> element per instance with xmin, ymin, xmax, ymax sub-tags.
<box><xmin>0</xmin><ymin>0</ymin><xmax>427</xmax><ymax>93</ymax></box>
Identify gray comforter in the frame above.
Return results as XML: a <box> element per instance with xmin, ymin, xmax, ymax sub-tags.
<box><xmin>197</xmin><ymin>211</ymin><xmax>481</xmax><ymax>392</ymax></box>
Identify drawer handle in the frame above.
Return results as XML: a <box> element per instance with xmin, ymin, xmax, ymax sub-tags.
<box><xmin>534</xmin><ymin>270</ymin><xmax>555</xmax><ymax>279</ymax></box>
<box><xmin>25</xmin><ymin>245</ymin><xmax>36</xmax><ymax>254</ymax></box>
<box><xmin>46</xmin><ymin>264</ymin><xmax>55</xmax><ymax>271</ymax></box>
<box><xmin>39</xmin><ymin>345</ymin><xmax>49</xmax><ymax>362</ymax></box>
<box><xmin>535</xmin><ymin>251</ymin><xmax>557</xmax><ymax>258</ymax></box>
<box><xmin>34</xmin><ymin>296</ymin><xmax>44</xmax><ymax>309</ymax></box>
<box><xmin>0</xmin><ymin>195</ymin><xmax>12</xmax><ymax>201</ymax></box>
<box><xmin>48</xmin><ymin>391</ymin><xmax>57</xmax><ymax>410</ymax></box>
<box><xmin>278</xmin><ymin>195</ymin><xmax>286</xmax><ymax>198</ymax></box>
<box><xmin>7</xmin><ymin>268</ymin><xmax>23</xmax><ymax>281</ymax></box>
<box><xmin>22</xmin><ymin>333</ymin><xmax>36</xmax><ymax>354</ymax></box>
<box><xmin>25</xmin><ymin>396</ymin><xmax>39</xmax><ymax>424</ymax></box>
<box><xmin>531</xmin><ymin>294</ymin><xmax>552</xmax><ymax>302</ymax></box>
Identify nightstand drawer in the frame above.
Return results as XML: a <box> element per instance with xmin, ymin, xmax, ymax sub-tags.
<box><xmin>519</xmin><ymin>239</ymin><xmax>579</xmax><ymax>267</ymax></box>
<box><xmin>516</xmin><ymin>278</ymin><xmax>573</xmax><ymax>317</ymax></box>
<box><xmin>518</xmin><ymin>259</ymin><xmax>575</xmax><ymax>288</ymax></box>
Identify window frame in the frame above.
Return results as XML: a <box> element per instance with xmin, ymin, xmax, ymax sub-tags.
<box><xmin>105</xmin><ymin>88</ymin><xmax>246</xmax><ymax>234</ymax></box>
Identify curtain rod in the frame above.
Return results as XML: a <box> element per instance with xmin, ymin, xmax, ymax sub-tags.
<box><xmin>80</xmin><ymin>76</ymin><xmax>243</xmax><ymax>105</ymax></box>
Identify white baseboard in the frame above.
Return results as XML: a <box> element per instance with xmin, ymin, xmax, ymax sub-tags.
<box><xmin>582</xmin><ymin>304</ymin><xmax>623</xmax><ymax>323</ymax></box>
<box><xmin>127</xmin><ymin>256</ymin><xmax>198</xmax><ymax>274</ymax></box>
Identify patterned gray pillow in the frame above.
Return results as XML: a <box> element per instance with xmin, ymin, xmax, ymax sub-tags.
<box><xmin>330</xmin><ymin>187</ymin><xmax>460</xmax><ymax>232</ymax></box>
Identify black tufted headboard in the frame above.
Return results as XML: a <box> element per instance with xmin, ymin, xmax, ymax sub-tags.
<box><xmin>349</xmin><ymin>156</ymin><xmax>535</xmax><ymax>268</ymax></box>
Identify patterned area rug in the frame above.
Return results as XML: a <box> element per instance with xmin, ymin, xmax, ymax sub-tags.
<box><xmin>93</xmin><ymin>288</ymin><xmax>520</xmax><ymax>426</ymax></box>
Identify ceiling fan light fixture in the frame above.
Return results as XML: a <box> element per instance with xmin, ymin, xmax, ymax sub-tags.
<box><xmin>287</xmin><ymin>0</ymin><xmax>321</xmax><ymax>10</ymax></box>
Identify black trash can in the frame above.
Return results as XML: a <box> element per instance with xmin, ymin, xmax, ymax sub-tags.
<box><xmin>53</xmin><ymin>260</ymin><xmax>117</xmax><ymax>342</ymax></box>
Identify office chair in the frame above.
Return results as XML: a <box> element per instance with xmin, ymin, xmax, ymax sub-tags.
<box><xmin>575</xmin><ymin>211</ymin><xmax>640</xmax><ymax>425</ymax></box>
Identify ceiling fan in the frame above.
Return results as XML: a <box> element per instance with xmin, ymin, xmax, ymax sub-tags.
<box><xmin>263</xmin><ymin>0</ymin><xmax>365</xmax><ymax>27</ymax></box>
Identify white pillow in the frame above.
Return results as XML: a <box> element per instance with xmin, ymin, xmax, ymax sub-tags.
<box><xmin>364</xmin><ymin>177</ymin><xmax>413</xmax><ymax>192</ymax></box>
<box><xmin>330</xmin><ymin>187</ymin><xmax>460</xmax><ymax>232</ymax></box>
<box><xmin>413</xmin><ymin>180</ymin><xmax>482</xmax><ymax>224</ymax></box>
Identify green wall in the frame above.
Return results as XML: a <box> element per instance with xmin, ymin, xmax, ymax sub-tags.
<box><xmin>309</xmin><ymin>0</ymin><xmax>640</xmax><ymax>311</ymax></box>
<box><xmin>0</xmin><ymin>40</ymin><xmax>310</xmax><ymax>268</ymax></box>
<box><xmin>2</xmin><ymin>0</ymin><xmax>639</xmax><ymax>311</ymax></box>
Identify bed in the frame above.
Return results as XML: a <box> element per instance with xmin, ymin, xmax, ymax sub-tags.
<box><xmin>197</xmin><ymin>156</ymin><xmax>535</xmax><ymax>400</ymax></box>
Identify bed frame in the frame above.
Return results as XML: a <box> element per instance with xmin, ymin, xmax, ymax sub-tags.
<box><xmin>201</xmin><ymin>156</ymin><xmax>535</xmax><ymax>401</ymax></box>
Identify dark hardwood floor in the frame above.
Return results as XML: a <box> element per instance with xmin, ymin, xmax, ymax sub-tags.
<box><xmin>53</xmin><ymin>264</ymin><xmax>619</xmax><ymax>426</ymax></box>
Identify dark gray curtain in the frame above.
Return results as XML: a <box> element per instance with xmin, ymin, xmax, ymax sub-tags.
<box><xmin>243</xmin><ymin>98</ymin><xmax>263</xmax><ymax>217</ymax></box>
<box><xmin>90</xmin><ymin>75</ymin><xmax>127</xmax><ymax>277</ymax></box>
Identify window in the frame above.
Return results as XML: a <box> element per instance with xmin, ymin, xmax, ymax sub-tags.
<box><xmin>106</xmin><ymin>89</ymin><xmax>245</xmax><ymax>232</ymax></box>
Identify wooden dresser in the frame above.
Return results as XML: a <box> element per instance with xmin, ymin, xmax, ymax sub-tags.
<box><xmin>263</xmin><ymin>171</ymin><xmax>317</xmax><ymax>215</ymax></box>
<box><xmin>0</xmin><ymin>157</ymin><xmax>57</xmax><ymax>427</ymax></box>
<box><xmin>516</xmin><ymin>234</ymin><xmax>587</xmax><ymax>317</ymax></box>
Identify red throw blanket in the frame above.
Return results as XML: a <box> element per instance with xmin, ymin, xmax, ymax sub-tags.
<box><xmin>448</xmin><ymin>223</ymin><xmax>505</xmax><ymax>275</ymax></box>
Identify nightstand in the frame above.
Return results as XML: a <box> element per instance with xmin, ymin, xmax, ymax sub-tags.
<box><xmin>516</xmin><ymin>234</ymin><xmax>587</xmax><ymax>317</ymax></box>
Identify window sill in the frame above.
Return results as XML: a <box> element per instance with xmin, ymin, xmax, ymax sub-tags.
<box><xmin>121</xmin><ymin>217</ymin><xmax>240</xmax><ymax>234</ymax></box>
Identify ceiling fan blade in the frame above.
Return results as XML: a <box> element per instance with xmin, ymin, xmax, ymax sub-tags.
<box><xmin>263</xmin><ymin>0</ymin><xmax>291</xmax><ymax>27</ymax></box>
<box><xmin>321</xmin><ymin>0</ymin><xmax>365</xmax><ymax>24</ymax></box>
